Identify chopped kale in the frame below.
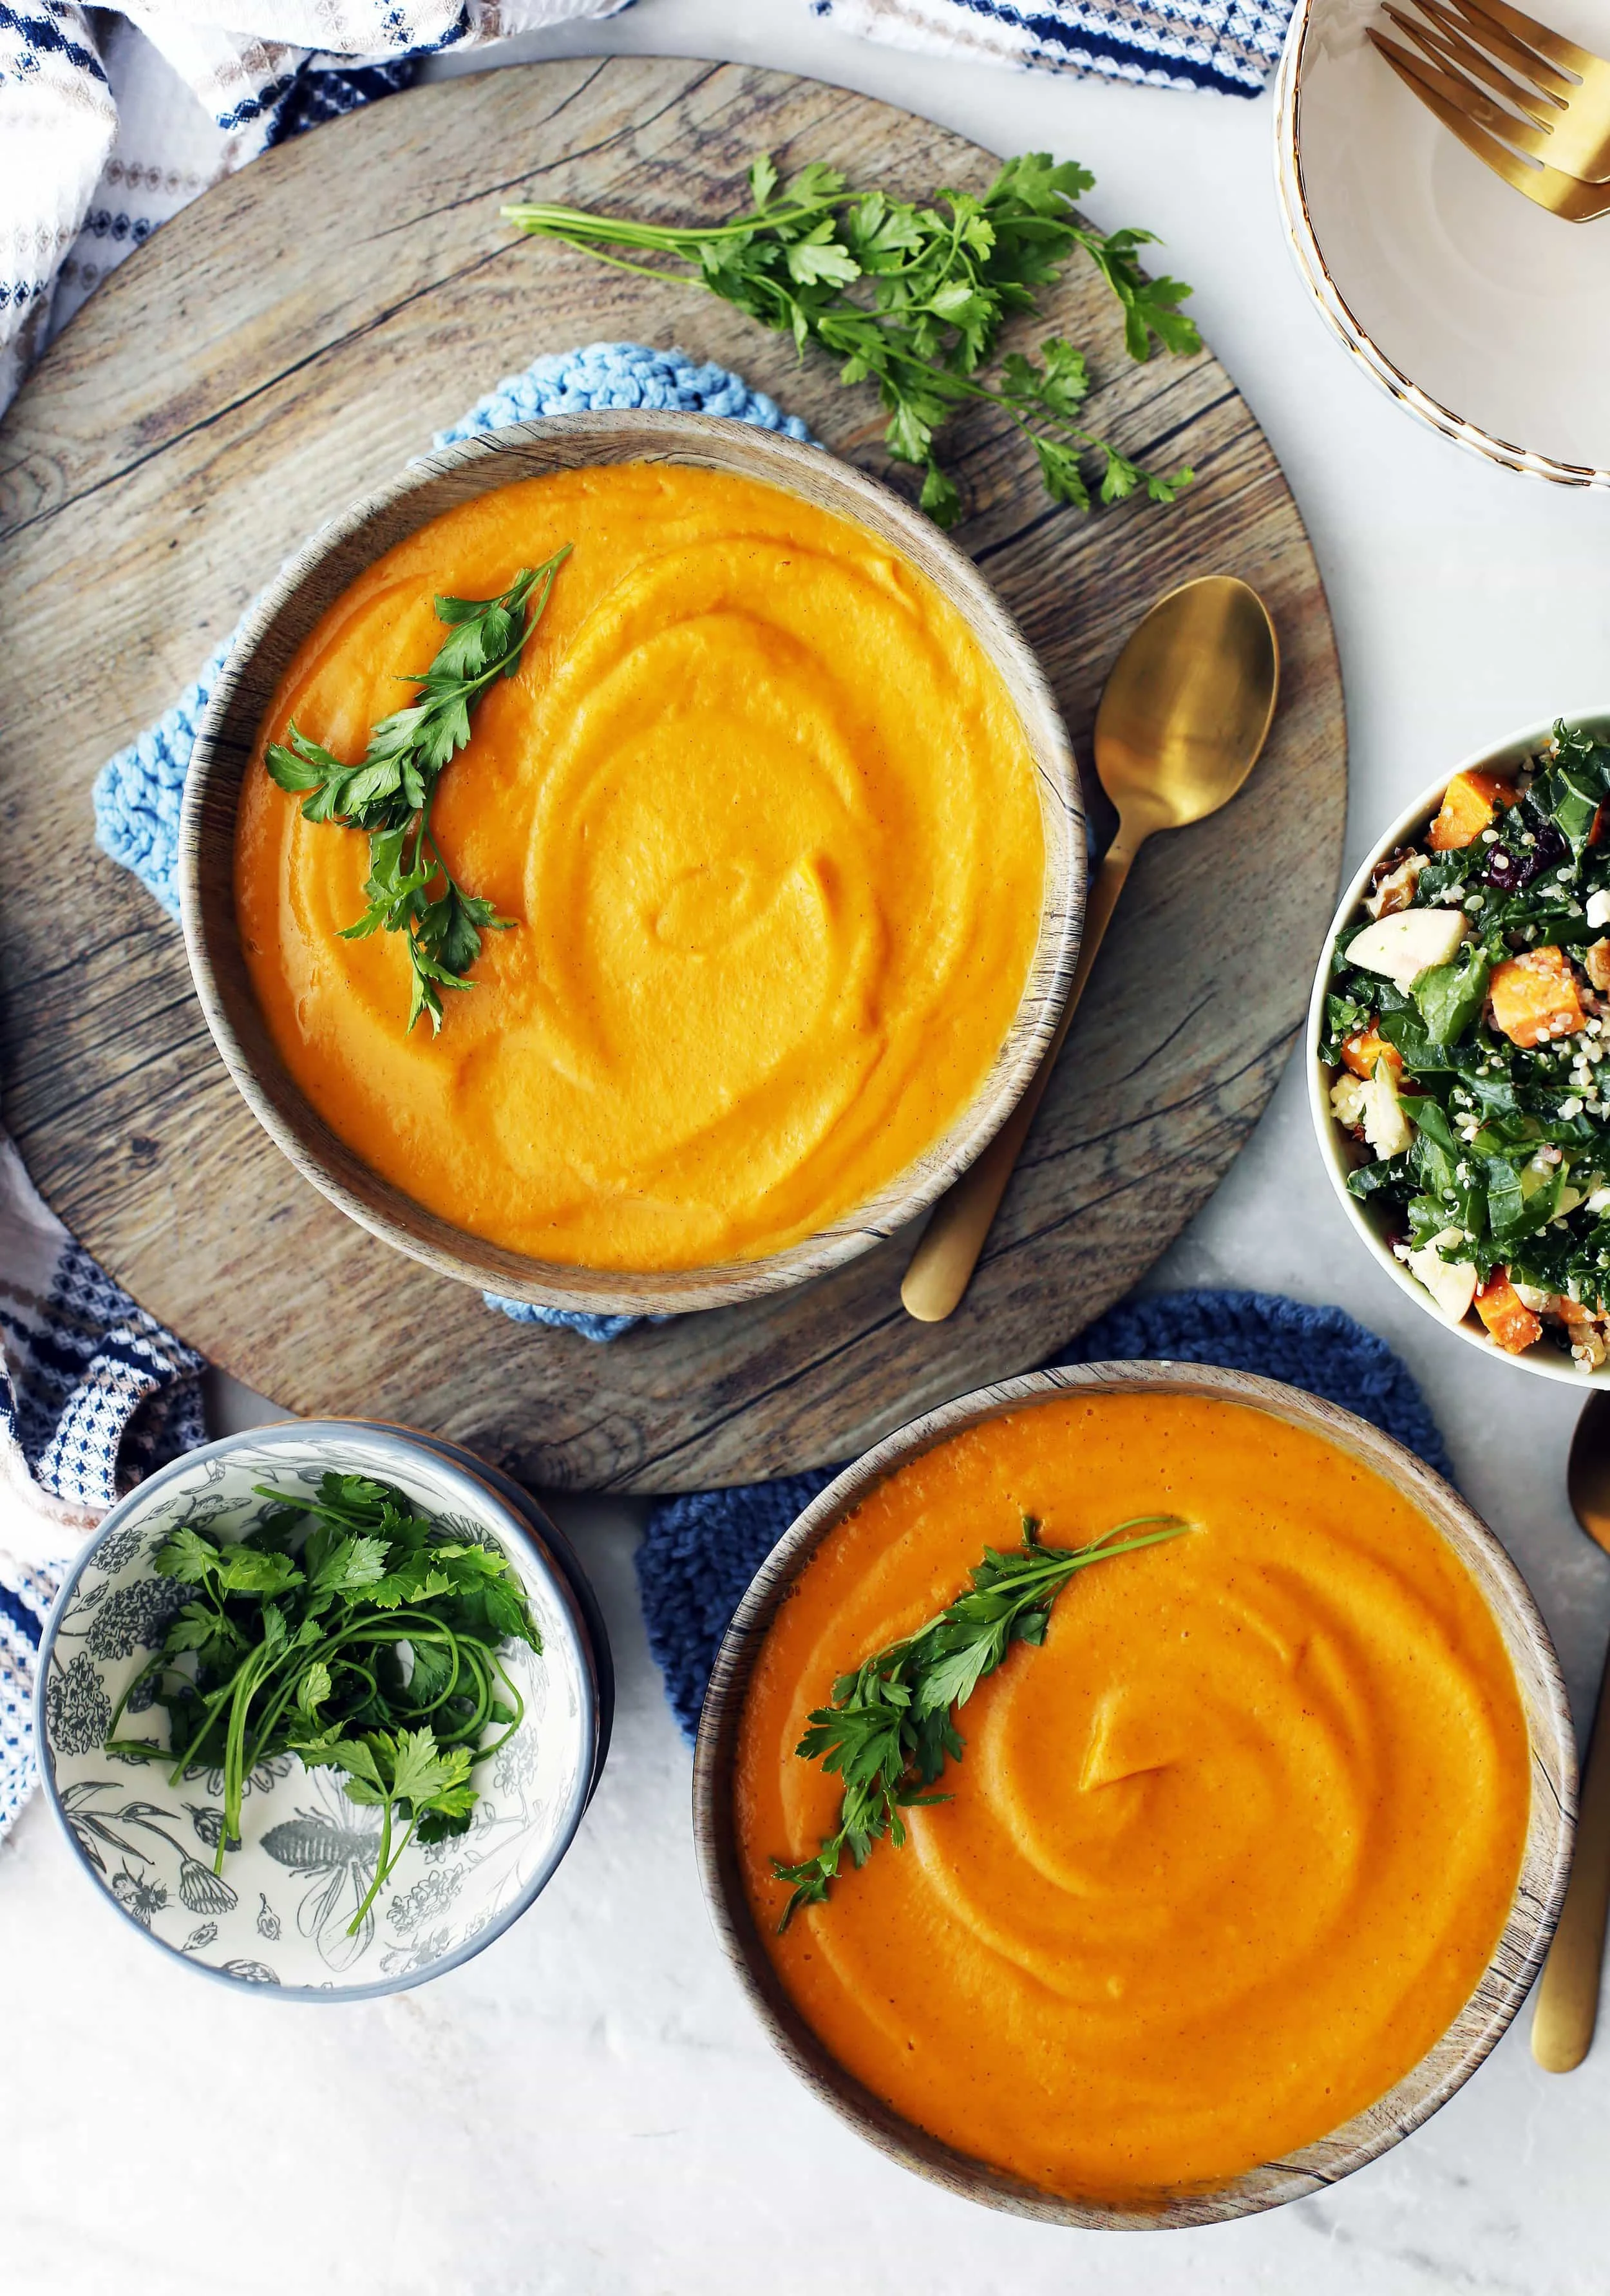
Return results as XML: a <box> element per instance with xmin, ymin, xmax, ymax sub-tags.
<box><xmin>1325</xmin><ymin>723</ymin><xmax>1610</xmax><ymax>1342</ymax></box>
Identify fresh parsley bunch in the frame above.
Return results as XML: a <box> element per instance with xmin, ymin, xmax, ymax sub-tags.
<box><xmin>771</xmin><ymin>1511</ymin><xmax>1191</xmax><ymax>1930</ymax></box>
<box><xmin>267</xmin><ymin>549</ymin><xmax>569</xmax><ymax>1032</ymax></box>
<box><xmin>106</xmin><ymin>1472</ymin><xmax>541</xmax><ymax>1933</ymax></box>
<box><xmin>503</xmin><ymin>153</ymin><xmax>1199</xmax><ymax>525</ymax></box>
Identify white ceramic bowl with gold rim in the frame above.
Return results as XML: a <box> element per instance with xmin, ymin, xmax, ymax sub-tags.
<box><xmin>1308</xmin><ymin>709</ymin><xmax>1610</xmax><ymax>1383</ymax></box>
<box><xmin>1275</xmin><ymin>0</ymin><xmax>1610</xmax><ymax>488</ymax></box>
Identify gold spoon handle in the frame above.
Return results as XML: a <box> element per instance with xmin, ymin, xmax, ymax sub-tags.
<box><xmin>1533</xmin><ymin>1642</ymin><xmax>1610</xmax><ymax>2071</ymax></box>
<box><xmin>901</xmin><ymin>834</ymin><xmax>1140</xmax><ymax>1323</ymax></box>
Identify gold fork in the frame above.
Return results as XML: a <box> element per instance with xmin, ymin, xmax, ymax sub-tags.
<box><xmin>1370</xmin><ymin>23</ymin><xmax>1610</xmax><ymax>216</ymax></box>
<box><xmin>1387</xmin><ymin>0</ymin><xmax>1610</xmax><ymax>178</ymax></box>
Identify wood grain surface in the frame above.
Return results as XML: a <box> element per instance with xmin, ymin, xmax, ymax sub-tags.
<box><xmin>0</xmin><ymin>56</ymin><xmax>1347</xmax><ymax>1494</ymax></box>
<box><xmin>694</xmin><ymin>1363</ymin><xmax>1575</xmax><ymax>2228</ymax></box>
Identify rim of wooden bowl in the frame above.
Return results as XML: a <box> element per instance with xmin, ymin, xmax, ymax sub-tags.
<box><xmin>692</xmin><ymin>1358</ymin><xmax>1576</xmax><ymax>2230</ymax></box>
<box><xmin>1306</xmin><ymin>709</ymin><xmax>1610</xmax><ymax>1386</ymax></box>
<box><xmin>179</xmin><ymin>412</ymin><xmax>1084</xmax><ymax>1316</ymax></box>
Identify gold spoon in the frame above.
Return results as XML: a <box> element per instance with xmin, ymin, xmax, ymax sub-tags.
<box><xmin>1533</xmin><ymin>1390</ymin><xmax>1610</xmax><ymax>2071</ymax></box>
<box><xmin>901</xmin><ymin>574</ymin><xmax>1280</xmax><ymax>1323</ymax></box>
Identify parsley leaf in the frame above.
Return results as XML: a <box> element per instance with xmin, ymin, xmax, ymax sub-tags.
<box><xmin>502</xmin><ymin>151</ymin><xmax>1197</xmax><ymax>528</ymax></box>
<box><xmin>102</xmin><ymin>1470</ymin><xmax>542</xmax><ymax>1932</ymax></box>
<box><xmin>266</xmin><ymin>549</ymin><xmax>570</xmax><ymax>1032</ymax></box>
<box><xmin>770</xmin><ymin>1511</ymin><xmax>1193</xmax><ymax>1929</ymax></box>
<box><xmin>153</xmin><ymin>1526</ymin><xmax>223</xmax><ymax>1586</ymax></box>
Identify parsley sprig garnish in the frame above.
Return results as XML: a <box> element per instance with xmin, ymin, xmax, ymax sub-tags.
<box><xmin>502</xmin><ymin>153</ymin><xmax>1198</xmax><ymax>526</ymax></box>
<box><xmin>266</xmin><ymin>548</ymin><xmax>570</xmax><ymax>1032</ymax></box>
<box><xmin>770</xmin><ymin>1510</ymin><xmax>1191</xmax><ymax>1931</ymax></box>
<box><xmin>105</xmin><ymin>1472</ymin><xmax>542</xmax><ymax>1933</ymax></box>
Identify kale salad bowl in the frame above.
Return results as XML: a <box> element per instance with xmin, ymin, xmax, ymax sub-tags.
<box><xmin>1309</xmin><ymin>711</ymin><xmax>1610</xmax><ymax>1383</ymax></box>
<box><xmin>34</xmin><ymin>1421</ymin><xmax>609</xmax><ymax>1998</ymax></box>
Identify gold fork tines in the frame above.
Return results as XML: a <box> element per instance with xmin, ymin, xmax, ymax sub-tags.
<box><xmin>1372</xmin><ymin>0</ymin><xmax>1610</xmax><ymax>187</ymax></box>
<box><xmin>1387</xmin><ymin>0</ymin><xmax>1567</xmax><ymax>124</ymax></box>
<box><xmin>1369</xmin><ymin>28</ymin><xmax>1610</xmax><ymax>213</ymax></box>
<box><xmin>1444</xmin><ymin>0</ymin><xmax>1580</xmax><ymax>95</ymax></box>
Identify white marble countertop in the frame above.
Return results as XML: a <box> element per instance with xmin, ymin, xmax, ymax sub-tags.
<box><xmin>6</xmin><ymin>5</ymin><xmax>1610</xmax><ymax>2289</ymax></box>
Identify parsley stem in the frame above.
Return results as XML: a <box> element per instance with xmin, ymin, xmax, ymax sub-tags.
<box><xmin>352</xmin><ymin>1793</ymin><xmax>397</xmax><ymax>1936</ymax></box>
<box><xmin>348</xmin><ymin>1806</ymin><xmax>422</xmax><ymax>1936</ymax></box>
<box><xmin>500</xmin><ymin>199</ymin><xmax>853</xmax><ymax>247</ymax></box>
<box><xmin>104</xmin><ymin>1651</ymin><xmax>168</xmax><ymax>1743</ymax></box>
<box><xmin>162</xmin><ymin>1660</ymin><xmax>254</xmax><ymax>1788</ymax></box>
<box><xmin>219</xmin><ymin>1640</ymin><xmax>277</xmax><ymax>1870</ymax></box>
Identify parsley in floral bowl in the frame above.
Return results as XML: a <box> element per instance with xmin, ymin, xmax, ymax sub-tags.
<box><xmin>35</xmin><ymin>1422</ymin><xmax>607</xmax><ymax>1997</ymax></box>
<box><xmin>1309</xmin><ymin>712</ymin><xmax>1610</xmax><ymax>1383</ymax></box>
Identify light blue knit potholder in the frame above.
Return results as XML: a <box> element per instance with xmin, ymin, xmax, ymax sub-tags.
<box><xmin>93</xmin><ymin>343</ymin><xmax>811</xmax><ymax>1343</ymax></box>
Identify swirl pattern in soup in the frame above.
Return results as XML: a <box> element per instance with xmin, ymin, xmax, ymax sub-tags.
<box><xmin>235</xmin><ymin>464</ymin><xmax>1046</xmax><ymax>1271</ymax></box>
<box><xmin>735</xmin><ymin>1390</ymin><xmax>1531</xmax><ymax>2203</ymax></box>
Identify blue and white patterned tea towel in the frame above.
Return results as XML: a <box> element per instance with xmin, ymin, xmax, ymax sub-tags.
<box><xmin>0</xmin><ymin>0</ymin><xmax>629</xmax><ymax>412</ymax></box>
<box><xmin>0</xmin><ymin>1131</ymin><xmax>205</xmax><ymax>1837</ymax></box>
<box><xmin>813</xmin><ymin>0</ymin><xmax>1293</xmax><ymax>94</ymax></box>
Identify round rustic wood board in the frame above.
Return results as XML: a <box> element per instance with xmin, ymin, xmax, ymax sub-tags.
<box><xmin>0</xmin><ymin>56</ymin><xmax>1346</xmax><ymax>1494</ymax></box>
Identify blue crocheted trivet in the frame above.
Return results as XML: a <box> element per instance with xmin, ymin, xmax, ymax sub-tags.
<box><xmin>91</xmin><ymin>343</ymin><xmax>810</xmax><ymax>1344</ymax></box>
<box><xmin>635</xmin><ymin>1287</ymin><xmax>1455</xmax><ymax>1741</ymax></box>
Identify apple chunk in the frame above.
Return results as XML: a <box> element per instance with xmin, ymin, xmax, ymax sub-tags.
<box><xmin>1406</xmin><ymin>1229</ymin><xmax>1479</xmax><ymax>1327</ymax></box>
<box><xmin>1345</xmin><ymin>908</ymin><xmax>1468</xmax><ymax>994</ymax></box>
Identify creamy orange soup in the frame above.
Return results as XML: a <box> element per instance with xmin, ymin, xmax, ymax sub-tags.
<box><xmin>736</xmin><ymin>1392</ymin><xmax>1531</xmax><ymax>2203</ymax></box>
<box><xmin>235</xmin><ymin>464</ymin><xmax>1045</xmax><ymax>1270</ymax></box>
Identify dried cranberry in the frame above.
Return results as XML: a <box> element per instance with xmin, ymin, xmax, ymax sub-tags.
<box><xmin>1484</xmin><ymin>818</ymin><xmax>1567</xmax><ymax>891</ymax></box>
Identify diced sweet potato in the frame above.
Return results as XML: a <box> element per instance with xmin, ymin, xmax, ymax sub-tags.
<box><xmin>1488</xmin><ymin>945</ymin><xmax>1586</xmax><ymax>1048</ymax></box>
<box><xmin>1340</xmin><ymin>1024</ymin><xmax>1403</xmax><ymax>1082</ymax></box>
<box><xmin>1427</xmin><ymin>770</ymin><xmax>1521</xmax><ymax>851</ymax></box>
<box><xmin>1475</xmin><ymin>1273</ymin><xmax>1544</xmax><ymax>1354</ymax></box>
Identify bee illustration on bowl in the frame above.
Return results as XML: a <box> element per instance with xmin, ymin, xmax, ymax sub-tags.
<box><xmin>260</xmin><ymin>1767</ymin><xmax>384</xmax><ymax>1971</ymax></box>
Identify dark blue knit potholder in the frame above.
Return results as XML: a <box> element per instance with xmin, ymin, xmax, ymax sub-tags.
<box><xmin>634</xmin><ymin>1287</ymin><xmax>1452</xmax><ymax>1740</ymax></box>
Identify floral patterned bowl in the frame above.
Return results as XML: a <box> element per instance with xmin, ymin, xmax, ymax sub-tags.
<box><xmin>35</xmin><ymin>1421</ymin><xmax>605</xmax><ymax>1998</ymax></box>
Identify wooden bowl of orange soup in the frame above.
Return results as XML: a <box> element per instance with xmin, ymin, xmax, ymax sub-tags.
<box><xmin>694</xmin><ymin>1360</ymin><xmax>1575</xmax><ymax>2228</ymax></box>
<box><xmin>179</xmin><ymin>413</ymin><xmax>1083</xmax><ymax>1315</ymax></box>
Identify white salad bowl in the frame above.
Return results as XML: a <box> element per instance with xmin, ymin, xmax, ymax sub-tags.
<box><xmin>35</xmin><ymin>1422</ymin><xmax>607</xmax><ymax>1998</ymax></box>
<box><xmin>1275</xmin><ymin>0</ymin><xmax>1610</xmax><ymax>488</ymax></box>
<box><xmin>1309</xmin><ymin>710</ymin><xmax>1610</xmax><ymax>1385</ymax></box>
